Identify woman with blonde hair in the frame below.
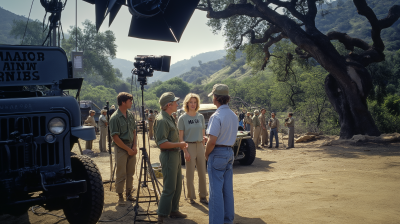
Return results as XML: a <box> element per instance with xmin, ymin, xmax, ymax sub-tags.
<box><xmin>178</xmin><ymin>93</ymin><xmax>208</xmax><ymax>204</ymax></box>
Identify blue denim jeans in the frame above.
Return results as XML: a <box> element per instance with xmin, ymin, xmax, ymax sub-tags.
<box><xmin>269</xmin><ymin>127</ymin><xmax>279</xmax><ymax>147</ymax></box>
<box><xmin>208</xmin><ymin>147</ymin><xmax>235</xmax><ymax>224</ymax></box>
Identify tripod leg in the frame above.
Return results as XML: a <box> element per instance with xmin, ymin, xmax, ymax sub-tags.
<box><xmin>110</xmin><ymin>163</ymin><xmax>116</xmax><ymax>191</ymax></box>
<box><xmin>134</xmin><ymin>155</ymin><xmax>145</xmax><ymax>223</ymax></box>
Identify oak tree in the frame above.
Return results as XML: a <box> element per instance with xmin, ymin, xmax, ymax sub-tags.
<box><xmin>197</xmin><ymin>0</ymin><xmax>400</xmax><ymax>138</ymax></box>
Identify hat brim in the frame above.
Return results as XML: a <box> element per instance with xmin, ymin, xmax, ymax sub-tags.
<box><xmin>207</xmin><ymin>92</ymin><xmax>213</xmax><ymax>97</ymax></box>
<box><xmin>172</xmin><ymin>97</ymin><xmax>180</xmax><ymax>101</ymax></box>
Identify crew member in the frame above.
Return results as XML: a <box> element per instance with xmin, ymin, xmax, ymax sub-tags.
<box><xmin>205</xmin><ymin>84</ymin><xmax>238</xmax><ymax>224</ymax></box>
<box><xmin>84</xmin><ymin>110</ymin><xmax>96</xmax><ymax>150</ymax></box>
<box><xmin>155</xmin><ymin>92</ymin><xmax>188</xmax><ymax>224</ymax></box>
<box><xmin>252</xmin><ymin>110</ymin><xmax>261</xmax><ymax>149</ymax></box>
<box><xmin>244</xmin><ymin>112</ymin><xmax>252</xmax><ymax>132</ymax></box>
<box><xmin>285</xmin><ymin>112</ymin><xmax>295</xmax><ymax>149</ymax></box>
<box><xmin>148</xmin><ymin>110</ymin><xmax>155</xmax><ymax>140</ymax></box>
<box><xmin>268</xmin><ymin>112</ymin><xmax>280</xmax><ymax>148</ymax></box>
<box><xmin>259</xmin><ymin>108</ymin><xmax>268</xmax><ymax>147</ymax></box>
<box><xmin>99</xmin><ymin>109</ymin><xmax>108</xmax><ymax>152</ymax></box>
<box><xmin>178</xmin><ymin>93</ymin><xmax>208</xmax><ymax>205</ymax></box>
<box><xmin>109</xmin><ymin>92</ymin><xmax>138</xmax><ymax>206</ymax></box>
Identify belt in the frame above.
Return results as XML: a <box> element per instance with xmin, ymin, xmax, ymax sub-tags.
<box><xmin>186</xmin><ymin>141</ymin><xmax>201</xmax><ymax>143</ymax></box>
<box><xmin>215</xmin><ymin>145</ymin><xmax>232</xmax><ymax>148</ymax></box>
<box><xmin>160</xmin><ymin>148</ymin><xmax>180</xmax><ymax>152</ymax></box>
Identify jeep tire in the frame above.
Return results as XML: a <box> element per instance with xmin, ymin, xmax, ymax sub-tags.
<box><xmin>239</xmin><ymin>139</ymin><xmax>256</xmax><ymax>166</ymax></box>
<box><xmin>63</xmin><ymin>155</ymin><xmax>104</xmax><ymax>224</ymax></box>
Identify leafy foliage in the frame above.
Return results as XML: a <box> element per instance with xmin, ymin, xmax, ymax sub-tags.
<box><xmin>62</xmin><ymin>20</ymin><xmax>118</xmax><ymax>84</ymax></box>
<box><xmin>9</xmin><ymin>19</ymin><xmax>48</xmax><ymax>45</ymax></box>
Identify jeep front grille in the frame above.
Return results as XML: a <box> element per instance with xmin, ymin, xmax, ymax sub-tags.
<box><xmin>0</xmin><ymin>115</ymin><xmax>64</xmax><ymax>174</ymax></box>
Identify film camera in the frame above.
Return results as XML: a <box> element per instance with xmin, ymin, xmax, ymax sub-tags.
<box><xmin>133</xmin><ymin>55</ymin><xmax>171</xmax><ymax>85</ymax></box>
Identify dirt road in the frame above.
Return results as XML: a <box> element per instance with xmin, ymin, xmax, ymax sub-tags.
<box><xmin>2</xmin><ymin>134</ymin><xmax>399</xmax><ymax>224</ymax></box>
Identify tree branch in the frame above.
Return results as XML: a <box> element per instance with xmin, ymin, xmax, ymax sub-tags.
<box><xmin>261</xmin><ymin>32</ymin><xmax>287</xmax><ymax>70</ymax></box>
<box><xmin>235</xmin><ymin>19</ymin><xmax>265</xmax><ymax>49</ymax></box>
<box><xmin>265</xmin><ymin>0</ymin><xmax>306</xmax><ymax>22</ymax></box>
<box><xmin>206</xmin><ymin>3</ymin><xmax>264</xmax><ymax>19</ymax></box>
<box><xmin>295</xmin><ymin>47</ymin><xmax>313</xmax><ymax>59</ymax></box>
<box><xmin>327</xmin><ymin>31</ymin><xmax>370</xmax><ymax>51</ymax></box>
<box><xmin>353</xmin><ymin>0</ymin><xmax>400</xmax><ymax>51</ymax></box>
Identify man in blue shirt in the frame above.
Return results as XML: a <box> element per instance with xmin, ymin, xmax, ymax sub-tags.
<box><xmin>205</xmin><ymin>84</ymin><xmax>238</xmax><ymax>224</ymax></box>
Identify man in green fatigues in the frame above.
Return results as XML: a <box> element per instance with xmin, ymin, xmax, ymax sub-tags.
<box><xmin>285</xmin><ymin>112</ymin><xmax>295</xmax><ymax>149</ymax></box>
<box><xmin>252</xmin><ymin>110</ymin><xmax>261</xmax><ymax>149</ymax></box>
<box><xmin>259</xmin><ymin>108</ymin><xmax>268</xmax><ymax>147</ymax></box>
<box><xmin>154</xmin><ymin>92</ymin><xmax>189</xmax><ymax>224</ymax></box>
<box><xmin>109</xmin><ymin>92</ymin><xmax>137</xmax><ymax>207</ymax></box>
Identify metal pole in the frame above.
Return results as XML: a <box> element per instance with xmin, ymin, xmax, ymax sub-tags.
<box><xmin>76</xmin><ymin>0</ymin><xmax>78</xmax><ymax>51</ymax></box>
<box><xmin>106</xmin><ymin>101</ymin><xmax>113</xmax><ymax>185</ymax></box>
<box><xmin>52</xmin><ymin>22</ymin><xmax>57</xmax><ymax>47</ymax></box>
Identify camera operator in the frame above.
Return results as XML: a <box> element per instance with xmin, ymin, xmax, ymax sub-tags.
<box><xmin>154</xmin><ymin>92</ymin><xmax>188</xmax><ymax>223</ymax></box>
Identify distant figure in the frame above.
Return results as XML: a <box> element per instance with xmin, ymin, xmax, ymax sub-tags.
<box><xmin>148</xmin><ymin>110</ymin><xmax>155</xmax><ymax>139</ymax></box>
<box><xmin>244</xmin><ymin>112</ymin><xmax>252</xmax><ymax>132</ymax></box>
<box><xmin>285</xmin><ymin>112</ymin><xmax>295</xmax><ymax>149</ymax></box>
<box><xmin>252</xmin><ymin>110</ymin><xmax>261</xmax><ymax>149</ymax></box>
<box><xmin>268</xmin><ymin>112</ymin><xmax>280</xmax><ymax>148</ymax></box>
<box><xmin>145</xmin><ymin>109</ymin><xmax>149</xmax><ymax>120</ymax></box>
<box><xmin>109</xmin><ymin>105</ymin><xmax>116</xmax><ymax>116</ymax></box>
<box><xmin>84</xmin><ymin>110</ymin><xmax>96</xmax><ymax>150</ymax></box>
<box><xmin>259</xmin><ymin>108</ymin><xmax>268</xmax><ymax>147</ymax></box>
<box><xmin>99</xmin><ymin>109</ymin><xmax>108</xmax><ymax>152</ymax></box>
<box><xmin>239</xmin><ymin>109</ymin><xmax>246</xmax><ymax>122</ymax></box>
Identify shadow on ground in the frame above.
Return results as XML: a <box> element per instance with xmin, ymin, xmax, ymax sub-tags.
<box><xmin>315</xmin><ymin>142</ymin><xmax>400</xmax><ymax>159</ymax></box>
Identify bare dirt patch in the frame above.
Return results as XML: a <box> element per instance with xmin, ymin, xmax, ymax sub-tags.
<box><xmin>2</xmin><ymin>134</ymin><xmax>400</xmax><ymax>224</ymax></box>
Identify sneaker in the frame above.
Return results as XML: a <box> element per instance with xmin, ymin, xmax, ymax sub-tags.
<box><xmin>118</xmin><ymin>197</ymin><xmax>126</xmax><ymax>207</ymax></box>
<box><xmin>200</xmin><ymin>197</ymin><xmax>208</xmax><ymax>204</ymax></box>
<box><xmin>169</xmin><ymin>211</ymin><xmax>187</xmax><ymax>218</ymax></box>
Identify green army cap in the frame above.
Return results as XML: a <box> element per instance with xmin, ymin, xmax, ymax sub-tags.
<box><xmin>208</xmin><ymin>84</ymin><xmax>229</xmax><ymax>97</ymax></box>
<box><xmin>254</xmin><ymin>110</ymin><xmax>259</xmax><ymax>114</ymax></box>
<box><xmin>159</xmin><ymin>92</ymin><xmax>180</xmax><ymax>107</ymax></box>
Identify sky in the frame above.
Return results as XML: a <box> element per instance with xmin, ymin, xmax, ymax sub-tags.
<box><xmin>1</xmin><ymin>0</ymin><xmax>226</xmax><ymax>64</ymax></box>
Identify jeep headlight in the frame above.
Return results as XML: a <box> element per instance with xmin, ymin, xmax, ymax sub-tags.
<box><xmin>48</xmin><ymin>118</ymin><xmax>65</xmax><ymax>134</ymax></box>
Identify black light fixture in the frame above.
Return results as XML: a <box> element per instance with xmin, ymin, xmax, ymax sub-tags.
<box><xmin>82</xmin><ymin>0</ymin><xmax>200</xmax><ymax>42</ymax></box>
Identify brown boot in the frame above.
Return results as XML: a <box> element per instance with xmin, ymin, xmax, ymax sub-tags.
<box><xmin>170</xmin><ymin>211</ymin><xmax>187</xmax><ymax>218</ymax></box>
<box><xmin>126</xmin><ymin>189</ymin><xmax>136</xmax><ymax>201</ymax></box>
<box><xmin>117</xmin><ymin>193</ymin><xmax>125</xmax><ymax>207</ymax></box>
<box><xmin>157</xmin><ymin>215</ymin><xmax>166</xmax><ymax>224</ymax></box>
<box><xmin>200</xmin><ymin>197</ymin><xmax>208</xmax><ymax>204</ymax></box>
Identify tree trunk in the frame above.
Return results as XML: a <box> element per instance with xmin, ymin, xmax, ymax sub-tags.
<box><xmin>325</xmin><ymin>74</ymin><xmax>380</xmax><ymax>139</ymax></box>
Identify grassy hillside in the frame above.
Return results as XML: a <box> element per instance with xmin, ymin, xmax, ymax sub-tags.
<box><xmin>0</xmin><ymin>7</ymin><xmax>26</xmax><ymax>44</ymax></box>
<box><xmin>316</xmin><ymin>0</ymin><xmax>400</xmax><ymax>51</ymax></box>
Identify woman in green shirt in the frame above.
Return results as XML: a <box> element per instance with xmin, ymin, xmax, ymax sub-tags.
<box><xmin>178</xmin><ymin>93</ymin><xmax>208</xmax><ymax>205</ymax></box>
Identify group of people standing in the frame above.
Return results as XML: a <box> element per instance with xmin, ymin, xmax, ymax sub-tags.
<box><xmin>241</xmin><ymin>109</ymin><xmax>295</xmax><ymax>149</ymax></box>
<box><xmin>154</xmin><ymin>83</ymin><xmax>237</xmax><ymax>224</ymax></box>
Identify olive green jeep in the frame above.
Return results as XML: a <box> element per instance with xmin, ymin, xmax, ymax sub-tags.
<box><xmin>180</xmin><ymin>104</ymin><xmax>256</xmax><ymax>166</ymax></box>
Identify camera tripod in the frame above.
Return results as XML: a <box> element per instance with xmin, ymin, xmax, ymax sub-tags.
<box><xmin>133</xmin><ymin>80</ymin><xmax>162</xmax><ymax>223</ymax></box>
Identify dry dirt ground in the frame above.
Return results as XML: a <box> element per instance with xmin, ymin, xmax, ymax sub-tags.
<box><xmin>1</xmin><ymin>133</ymin><xmax>400</xmax><ymax>224</ymax></box>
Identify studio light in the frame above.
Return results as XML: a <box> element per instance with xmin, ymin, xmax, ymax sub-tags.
<box><xmin>82</xmin><ymin>0</ymin><xmax>200</xmax><ymax>42</ymax></box>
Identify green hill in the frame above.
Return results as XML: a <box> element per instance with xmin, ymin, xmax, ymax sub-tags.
<box><xmin>0</xmin><ymin>7</ymin><xmax>26</xmax><ymax>44</ymax></box>
<box><xmin>316</xmin><ymin>0</ymin><xmax>400</xmax><ymax>51</ymax></box>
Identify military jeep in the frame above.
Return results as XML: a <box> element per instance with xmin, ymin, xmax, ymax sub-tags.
<box><xmin>0</xmin><ymin>45</ymin><xmax>104</xmax><ymax>224</ymax></box>
<box><xmin>180</xmin><ymin>104</ymin><xmax>256</xmax><ymax>166</ymax></box>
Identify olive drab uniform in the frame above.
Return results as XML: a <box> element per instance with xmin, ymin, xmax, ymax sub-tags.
<box><xmin>109</xmin><ymin>109</ymin><xmax>137</xmax><ymax>195</ymax></box>
<box><xmin>252</xmin><ymin>114</ymin><xmax>261</xmax><ymax>147</ymax></box>
<box><xmin>148</xmin><ymin>113</ymin><xmax>155</xmax><ymax>139</ymax></box>
<box><xmin>244</xmin><ymin>116</ymin><xmax>253</xmax><ymax>136</ymax></box>
<box><xmin>84</xmin><ymin>115</ymin><xmax>96</xmax><ymax>149</ymax></box>
<box><xmin>154</xmin><ymin>110</ymin><xmax>182</xmax><ymax>217</ymax></box>
<box><xmin>285</xmin><ymin>117</ymin><xmax>295</xmax><ymax>148</ymax></box>
<box><xmin>99</xmin><ymin>114</ymin><xmax>108</xmax><ymax>152</ymax></box>
<box><xmin>259</xmin><ymin>114</ymin><xmax>268</xmax><ymax>146</ymax></box>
